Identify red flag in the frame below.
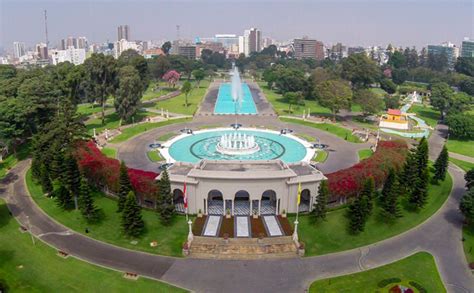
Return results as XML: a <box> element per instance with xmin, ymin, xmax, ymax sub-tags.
<box><xmin>183</xmin><ymin>181</ymin><xmax>188</xmax><ymax>209</ymax></box>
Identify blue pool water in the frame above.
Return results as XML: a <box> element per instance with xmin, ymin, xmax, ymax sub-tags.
<box><xmin>167</xmin><ymin>130</ymin><xmax>308</xmax><ymax>163</ymax></box>
<box><xmin>214</xmin><ymin>83</ymin><xmax>258</xmax><ymax>114</ymax></box>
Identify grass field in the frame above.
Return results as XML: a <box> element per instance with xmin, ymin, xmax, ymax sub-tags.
<box><xmin>77</xmin><ymin>103</ymin><xmax>112</xmax><ymax>116</ymax></box>
<box><xmin>147</xmin><ymin>150</ymin><xmax>163</xmax><ymax>162</ymax></box>
<box><xmin>449</xmin><ymin>158</ymin><xmax>474</xmax><ymax>172</ymax></box>
<box><xmin>257</xmin><ymin>82</ymin><xmax>332</xmax><ymax>116</ymax></box>
<box><xmin>463</xmin><ymin>223</ymin><xmax>474</xmax><ymax>264</ymax></box>
<box><xmin>446</xmin><ymin>138</ymin><xmax>474</xmax><ymax>158</ymax></box>
<box><xmin>0</xmin><ymin>199</ymin><xmax>186</xmax><ymax>292</ymax></box>
<box><xmin>358</xmin><ymin>149</ymin><xmax>373</xmax><ymax>161</ymax></box>
<box><xmin>309</xmin><ymin>252</ymin><xmax>445</xmax><ymax>292</ymax></box>
<box><xmin>280</xmin><ymin>117</ymin><xmax>361</xmax><ymax>143</ymax></box>
<box><xmin>313</xmin><ymin>150</ymin><xmax>328</xmax><ymax>163</ymax></box>
<box><xmin>291</xmin><ymin>172</ymin><xmax>452</xmax><ymax>256</ymax></box>
<box><xmin>109</xmin><ymin>117</ymin><xmax>191</xmax><ymax>143</ymax></box>
<box><xmin>101</xmin><ymin>147</ymin><xmax>117</xmax><ymax>159</ymax></box>
<box><xmin>0</xmin><ymin>144</ymin><xmax>30</xmax><ymax>180</ymax></box>
<box><xmin>85</xmin><ymin>111</ymin><xmax>156</xmax><ymax>134</ymax></box>
<box><xmin>152</xmin><ymin>80</ymin><xmax>210</xmax><ymax>115</ymax></box>
<box><xmin>369</xmin><ymin>87</ymin><xmax>388</xmax><ymax>97</ymax></box>
<box><xmin>26</xmin><ymin>169</ymin><xmax>188</xmax><ymax>257</ymax></box>
<box><xmin>142</xmin><ymin>81</ymin><xmax>176</xmax><ymax>101</ymax></box>
<box><xmin>409</xmin><ymin>104</ymin><xmax>440</xmax><ymax>128</ymax></box>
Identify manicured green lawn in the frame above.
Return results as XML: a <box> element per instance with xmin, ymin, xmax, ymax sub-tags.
<box><xmin>147</xmin><ymin>150</ymin><xmax>163</xmax><ymax>162</ymax></box>
<box><xmin>358</xmin><ymin>149</ymin><xmax>373</xmax><ymax>161</ymax></box>
<box><xmin>109</xmin><ymin>118</ymin><xmax>191</xmax><ymax>143</ymax></box>
<box><xmin>369</xmin><ymin>87</ymin><xmax>388</xmax><ymax>97</ymax></box>
<box><xmin>291</xmin><ymin>173</ymin><xmax>452</xmax><ymax>256</ymax></box>
<box><xmin>257</xmin><ymin>82</ymin><xmax>332</xmax><ymax>116</ymax></box>
<box><xmin>26</xmin><ymin>169</ymin><xmax>188</xmax><ymax>257</ymax></box>
<box><xmin>463</xmin><ymin>223</ymin><xmax>474</xmax><ymax>264</ymax></box>
<box><xmin>280</xmin><ymin>117</ymin><xmax>361</xmax><ymax>143</ymax></box>
<box><xmin>77</xmin><ymin>103</ymin><xmax>112</xmax><ymax>116</ymax></box>
<box><xmin>446</xmin><ymin>139</ymin><xmax>474</xmax><ymax>158</ymax></box>
<box><xmin>152</xmin><ymin>80</ymin><xmax>210</xmax><ymax>115</ymax></box>
<box><xmin>449</xmin><ymin>158</ymin><xmax>474</xmax><ymax>172</ymax></box>
<box><xmin>409</xmin><ymin>104</ymin><xmax>440</xmax><ymax>128</ymax></box>
<box><xmin>0</xmin><ymin>199</ymin><xmax>186</xmax><ymax>292</ymax></box>
<box><xmin>313</xmin><ymin>150</ymin><xmax>328</xmax><ymax>163</ymax></box>
<box><xmin>0</xmin><ymin>143</ymin><xmax>30</xmax><ymax>180</ymax></box>
<box><xmin>309</xmin><ymin>252</ymin><xmax>445</xmax><ymax>292</ymax></box>
<box><xmin>142</xmin><ymin>81</ymin><xmax>176</xmax><ymax>101</ymax></box>
<box><xmin>86</xmin><ymin>111</ymin><xmax>156</xmax><ymax>134</ymax></box>
<box><xmin>101</xmin><ymin>147</ymin><xmax>117</xmax><ymax>159</ymax></box>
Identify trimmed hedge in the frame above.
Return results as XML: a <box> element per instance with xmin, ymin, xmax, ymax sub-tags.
<box><xmin>409</xmin><ymin>281</ymin><xmax>427</xmax><ymax>293</ymax></box>
<box><xmin>377</xmin><ymin>277</ymin><xmax>401</xmax><ymax>288</ymax></box>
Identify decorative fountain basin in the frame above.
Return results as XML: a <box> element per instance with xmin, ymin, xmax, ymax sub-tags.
<box><xmin>216</xmin><ymin>132</ymin><xmax>260</xmax><ymax>155</ymax></box>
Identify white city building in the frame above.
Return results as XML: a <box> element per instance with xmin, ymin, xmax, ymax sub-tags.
<box><xmin>51</xmin><ymin>47</ymin><xmax>86</xmax><ymax>65</ymax></box>
<box><xmin>13</xmin><ymin>41</ymin><xmax>26</xmax><ymax>59</ymax></box>
<box><xmin>114</xmin><ymin>39</ymin><xmax>142</xmax><ymax>58</ymax></box>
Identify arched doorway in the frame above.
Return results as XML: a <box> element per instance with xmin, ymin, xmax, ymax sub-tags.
<box><xmin>173</xmin><ymin>189</ymin><xmax>185</xmax><ymax>213</ymax></box>
<box><xmin>234</xmin><ymin>190</ymin><xmax>250</xmax><ymax>216</ymax></box>
<box><xmin>299</xmin><ymin>189</ymin><xmax>311</xmax><ymax>213</ymax></box>
<box><xmin>261</xmin><ymin>190</ymin><xmax>277</xmax><ymax>215</ymax></box>
<box><xmin>208</xmin><ymin>190</ymin><xmax>224</xmax><ymax>215</ymax></box>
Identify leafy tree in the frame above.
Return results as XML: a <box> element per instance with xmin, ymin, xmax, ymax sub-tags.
<box><xmin>273</xmin><ymin>67</ymin><xmax>308</xmax><ymax>94</ymax></box>
<box><xmin>465</xmin><ymin>169</ymin><xmax>474</xmax><ymax>190</ymax></box>
<box><xmin>117</xmin><ymin>161</ymin><xmax>132</xmax><ymax>212</ymax></box>
<box><xmin>311</xmin><ymin>180</ymin><xmax>329</xmax><ymax>222</ymax></box>
<box><xmin>430</xmin><ymin>82</ymin><xmax>454</xmax><ymax>120</ymax></box>
<box><xmin>117</xmin><ymin>49</ymin><xmax>149</xmax><ymax>88</ymax></box>
<box><xmin>163</xmin><ymin>70</ymin><xmax>181</xmax><ymax>88</ymax></box>
<box><xmin>315</xmin><ymin>79</ymin><xmax>352</xmax><ymax>120</ymax></box>
<box><xmin>83</xmin><ymin>53</ymin><xmax>117</xmax><ymax>125</ymax></box>
<box><xmin>379</xmin><ymin>78</ymin><xmax>397</xmax><ymax>94</ymax></box>
<box><xmin>64</xmin><ymin>153</ymin><xmax>81</xmax><ymax>209</ymax></box>
<box><xmin>0</xmin><ymin>64</ymin><xmax>17</xmax><ymax>80</ymax></box>
<box><xmin>380</xmin><ymin>169</ymin><xmax>402</xmax><ymax>221</ymax></box>
<box><xmin>39</xmin><ymin>164</ymin><xmax>53</xmax><ymax>195</ymax></box>
<box><xmin>384</xmin><ymin>94</ymin><xmax>400</xmax><ymax>110</ymax></box>
<box><xmin>148</xmin><ymin>55</ymin><xmax>171</xmax><ymax>80</ymax></box>
<box><xmin>156</xmin><ymin>169</ymin><xmax>175</xmax><ymax>225</ymax></box>
<box><xmin>121</xmin><ymin>191</ymin><xmax>145</xmax><ymax>237</ymax></box>
<box><xmin>427</xmin><ymin>51</ymin><xmax>448</xmax><ymax>72</ymax></box>
<box><xmin>388</xmin><ymin>51</ymin><xmax>406</xmax><ymax>69</ymax></box>
<box><xmin>460</xmin><ymin>189</ymin><xmax>474</xmax><ymax>223</ymax></box>
<box><xmin>341</xmin><ymin>53</ymin><xmax>380</xmax><ymax>88</ymax></box>
<box><xmin>405</xmin><ymin>47</ymin><xmax>419</xmax><ymax>68</ymax></box>
<box><xmin>284</xmin><ymin>91</ymin><xmax>304</xmax><ymax>113</ymax></box>
<box><xmin>391</xmin><ymin>68</ymin><xmax>409</xmax><ymax>85</ymax></box>
<box><xmin>353</xmin><ymin>89</ymin><xmax>384</xmax><ymax>115</ymax></box>
<box><xmin>454</xmin><ymin>57</ymin><xmax>474</xmax><ymax>77</ymax></box>
<box><xmin>55</xmin><ymin>184</ymin><xmax>74</xmax><ymax>210</ymax></box>
<box><xmin>114</xmin><ymin>66</ymin><xmax>143</xmax><ymax>125</ymax></box>
<box><xmin>161</xmin><ymin>41</ymin><xmax>172</xmax><ymax>55</ymax></box>
<box><xmin>459</xmin><ymin>78</ymin><xmax>474</xmax><ymax>96</ymax></box>
<box><xmin>433</xmin><ymin>145</ymin><xmax>449</xmax><ymax>182</ymax></box>
<box><xmin>181</xmin><ymin>80</ymin><xmax>192</xmax><ymax>108</ymax></box>
<box><xmin>192</xmin><ymin>68</ymin><xmax>206</xmax><ymax>87</ymax></box>
<box><xmin>446</xmin><ymin>113</ymin><xmax>474</xmax><ymax>139</ymax></box>
<box><xmin>78</xmin><ymin>177</ymin><xmax>100</xmax><ymax>222</ymax></box>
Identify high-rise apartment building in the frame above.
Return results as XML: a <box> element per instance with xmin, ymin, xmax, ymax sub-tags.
<box><xmin>118</xmin><ymin>25</ymin><xmax>130</xmax><ymax>41</ymax></box>
<box><xmin>13</xmin><ymin>41</ymin><xmax>26</xmax><ymax>59</ymax></box>
<box><xmin>427</xmin><ymin>42</ymin><xmax>459</xmax><ymax>69</ymax></box>
<box><xmin>36</xmin><ymin>43</ymin><xmax>49</xmax><ymax>60</ymax></box>
<box><xmin>240</xmin><ymin>28</ymin><xmax>261</xmax><ymax>56</ymax></box>
<box><xmin>293</xmin><ymin>38</ymin><xmax>324</xmax><ymax>60</ymax></box>
<box><xmin>77</xmin><ymin>37</ymin><xmax>88</xmax><ymax>49</ymax></box>
<box><xmin>461</xmin><ymin>38</ymin><xmax>474</xmax><ymax>58</ymax></box>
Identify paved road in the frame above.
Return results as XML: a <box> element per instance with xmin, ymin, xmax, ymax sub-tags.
<box><xmin>117</xmin><ymin>115</ymin><xmax>371</xmax><ymax>174</ymax></box>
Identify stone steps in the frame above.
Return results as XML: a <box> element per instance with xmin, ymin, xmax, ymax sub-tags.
<box><xmin>189</xmin><ymin>236</ymin><xmax>298</xmax><ymax>260</ymax></box>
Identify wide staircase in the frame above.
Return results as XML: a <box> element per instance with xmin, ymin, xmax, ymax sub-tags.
<box><xmin>189</xmin><ymin>236</ymin><xmax>298</xmax><ymax>260</ymax></box>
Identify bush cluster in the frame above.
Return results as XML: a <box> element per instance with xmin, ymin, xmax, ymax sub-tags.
<box><xmin>377</xmin><ymin>277</ymin><xmax>402</xmax><ymax>288</ymax></box>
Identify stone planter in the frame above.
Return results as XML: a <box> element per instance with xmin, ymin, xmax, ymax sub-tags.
<box><xmin>297</xmin><ymin>248</ymin><xmax>305</xmax><ymax>257</ymax></box>
<box><xmin>226</xmin><ymin>214</ymin><xmax>231</xmax><ymax>219</ymax></box>
<box><xmin>197</xmin><ymin>213</ymin><xmax>203</xmax><ymax>218</ymax></box>
<box><xmin>252</xmin><ymin>214</ymin><xmax>258</xmax><ymax>219</ymax></box>
<box><xmin>182</xmin><ymin>242</ymin><xmax>190</xmax><ymax>256</ymax></box>
<box><xmin>281</xmin><ymin>213</ymin><xmax>287</xmax><ymax>218</ymax></box>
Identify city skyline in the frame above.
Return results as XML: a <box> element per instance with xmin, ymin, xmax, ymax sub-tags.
<box><xmin>1</xmin><ymin>0</ymin><xmax>472</xmax><ymax>50</ymax></box>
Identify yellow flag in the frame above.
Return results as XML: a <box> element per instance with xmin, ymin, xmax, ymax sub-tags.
<box><xmin>297</xmin><ymin>182</ymin><xmax>302</xmax><ymax>206</ymax></box>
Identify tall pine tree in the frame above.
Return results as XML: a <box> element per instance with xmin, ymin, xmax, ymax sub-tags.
<box><xmin>433</xmin><ymin>145</ymin><xmax>449</xmax><ymax>182</ymax></box>
<box><xmin>121</xmin><ymin>191</ymin><xmax>144</xmax><ymax>237</ymax></box>
<box><xmin>311</xmin><ymin>180</ymin><xmax>329</xmax><ymax>222</ymax></box>
<box><xmin>347</xmin><ymin>195</ymin><xmax>367</xmax><ymax>234</ymax></box>
<box><xmin>78</xmin><ymin>177</ymin><xmax>100</xmax><ymax>222</ymax></box>
<box><xmin>55</xmin><ymin>184</ymin><xmax>74</xmax><ymax>210</ymax></box>
<box><xmin>64</xmin><ymin>153</ymin><xmax>81</xmax><ymax>209</ymax></box>
<box><xmin>360</xmin><ymin>177</ymin><xmax>375</xmax><ymax>219</ymax></box>
<box><xmin>401</xmin><ymin>149</ymin><xmax>418</xmax><ymax>194</ymax></box>
<box><xmin>156</xmin><ymin>169</ymin><xmax>175</xmax><ymax>225</ymax></box>
<box><xmin>39</xmin><ymin>164</ymin><xmax>53</xmax><ymax>195</ymax></box>
<box><xmin>409</xmin><ymin>168</ymin><xmax>429</xmax><ymax>210</ymax></box>
<box><xmin>416</xmin><ymin>137</ymin><xmax>429</xmax><ymax>176</ymax></box>
<box><xmin>380</xmin><ymin>169</ymin><xmax>402</xmax><ymax>221</ymax></box>
<box><xmin>117</xmin><ymin>161</ymin><xmax>132</xmax><ymax>212</ymax></box>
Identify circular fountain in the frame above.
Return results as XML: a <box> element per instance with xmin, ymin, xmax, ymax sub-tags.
<box><xmin>216</xmin><ymin>132</ymin><xmax>260</xmax><ymax>155</ymax></box>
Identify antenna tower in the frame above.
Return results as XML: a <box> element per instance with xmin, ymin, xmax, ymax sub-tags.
<box><xmin>44</xmin><ymin>10</ymin><xmax>49</xmax><ymax>47</ymax></box>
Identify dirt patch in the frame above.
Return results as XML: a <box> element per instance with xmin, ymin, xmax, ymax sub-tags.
<box><xmin>192</xmin><ymin>216</ymin><xmax>207</xmax><ymax>235</ymax></box>
<box><xmin>251</xmin><ymin>217</ymin><xmax>268</xmax><ymax>238</ymax></box>
<box><xmin>277</xmin><ymin>216</ymin><xmax>294</xmax><ymax>236</ymax></box>
<box><xmin>219</xmin><ymin>217</ymin><xmax>234</xmax><ymax>238</ymax></box>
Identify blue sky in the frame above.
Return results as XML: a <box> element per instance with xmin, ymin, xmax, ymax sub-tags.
<box><xmin>0</xmin><ymin>0</ymin><xmax>472</xmax><ymax>50</ymax></box>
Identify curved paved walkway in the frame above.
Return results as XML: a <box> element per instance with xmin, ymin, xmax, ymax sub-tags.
<box><xmin>1</xmin><ymin>121</ymin><xmax>472</xmax><ymax>292</ymax></box>
<box><xmin>116</xmin><ymin>115</ymin><xmax>371</xmax><ymax>174</ymax></box>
